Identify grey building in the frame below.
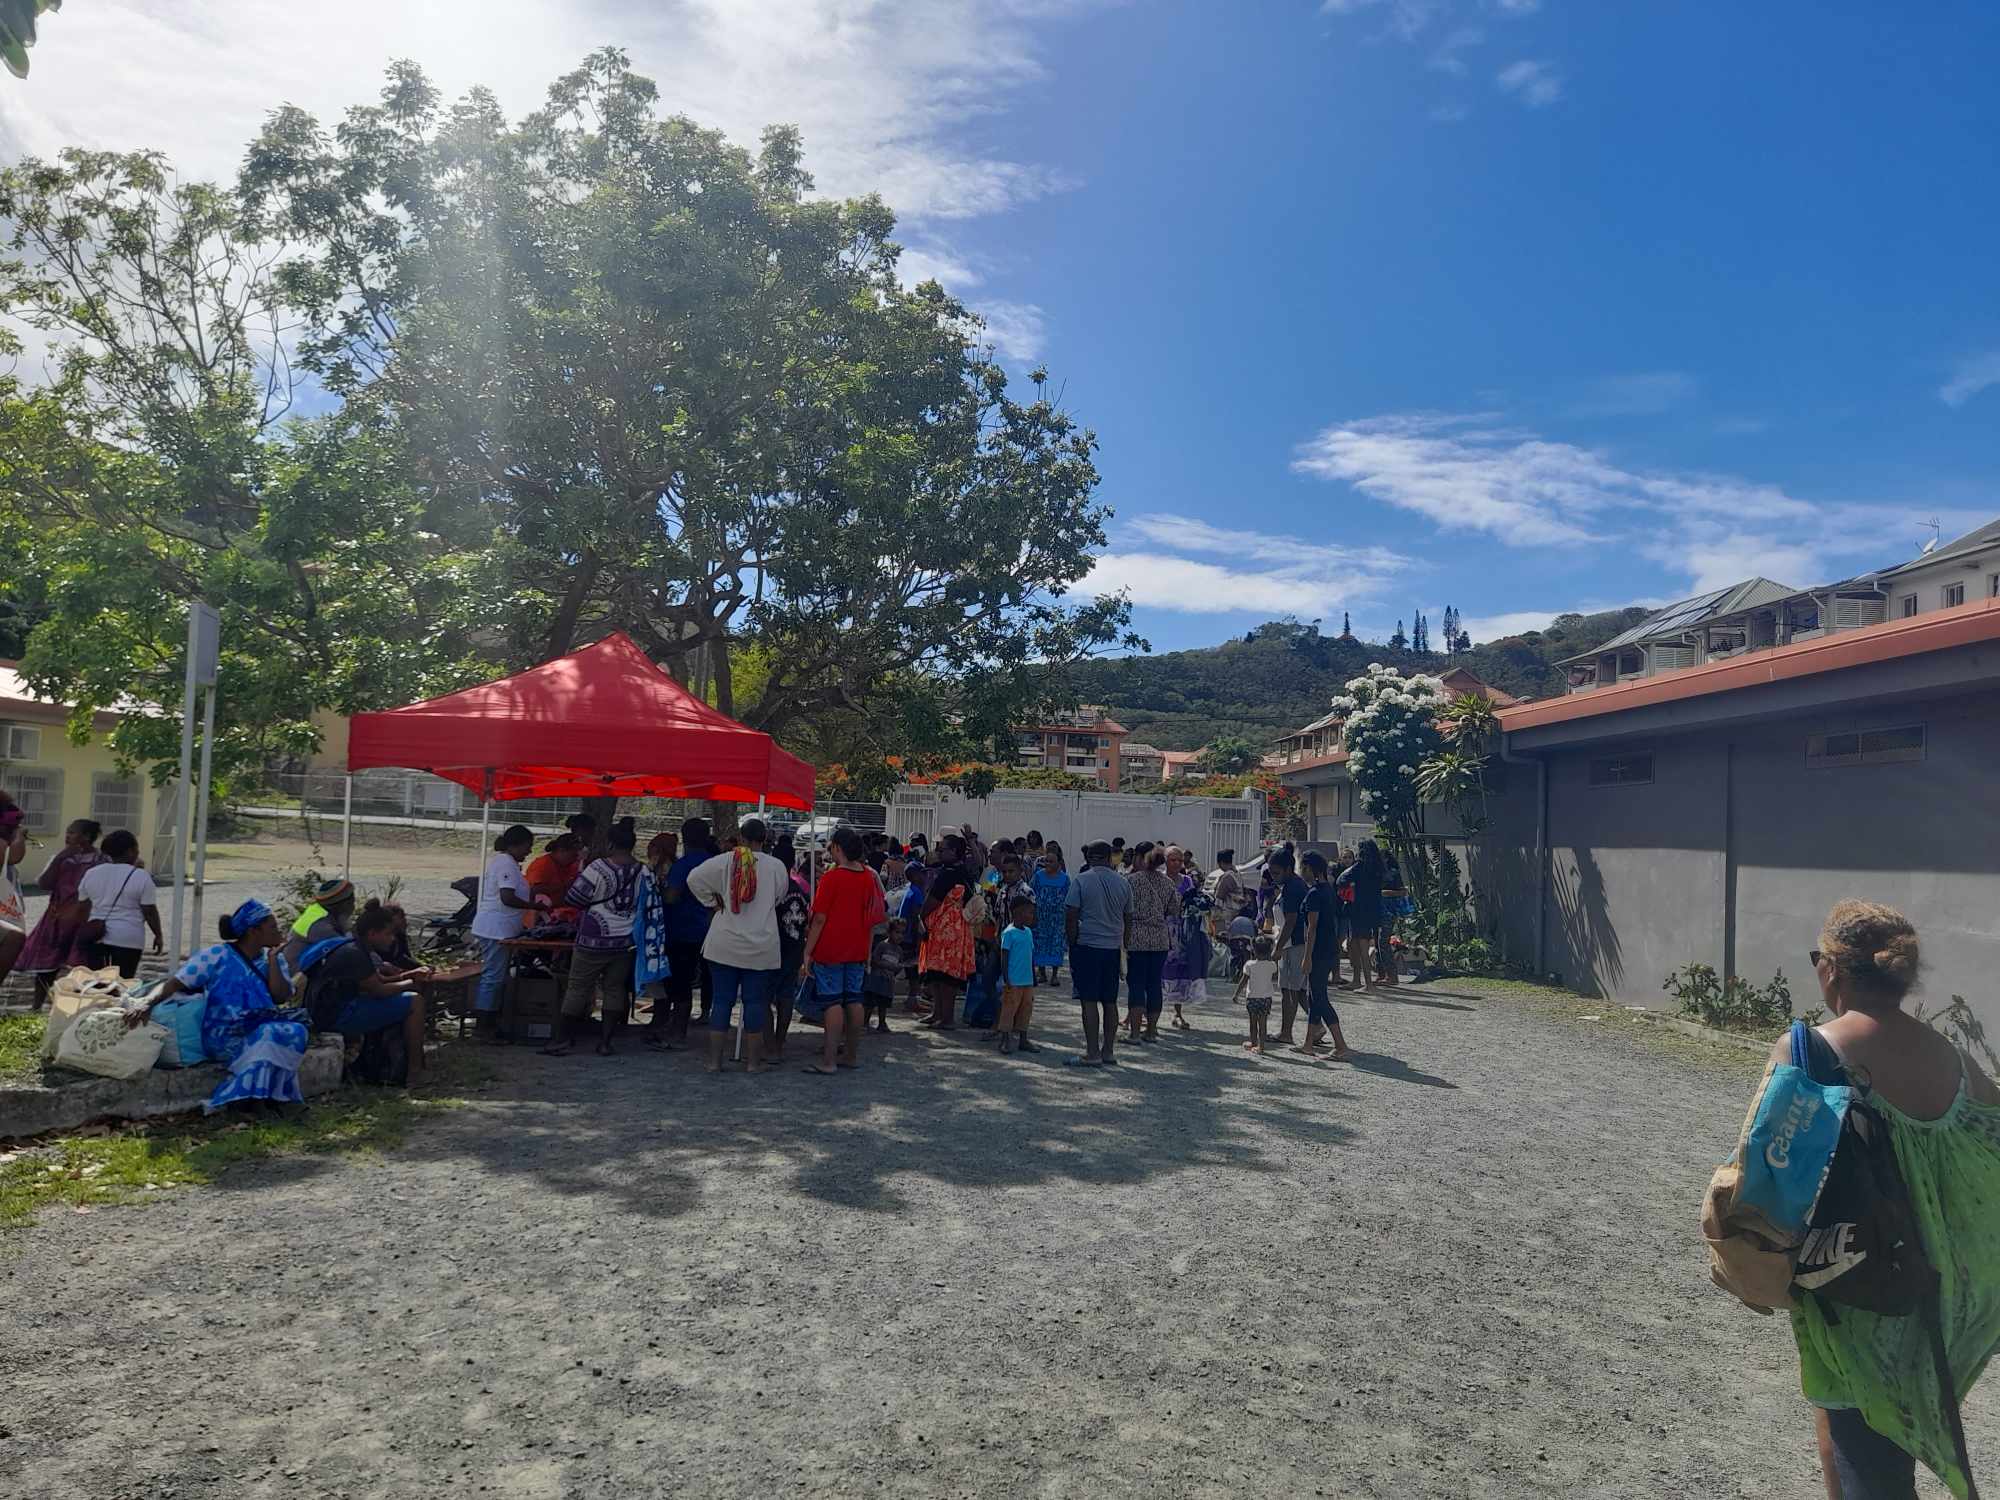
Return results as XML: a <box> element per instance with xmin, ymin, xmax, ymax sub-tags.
<box><xmin>1478</xmin><ymin>594</ymin><xmax>2000</xmax><ymax>1028</ymax></box>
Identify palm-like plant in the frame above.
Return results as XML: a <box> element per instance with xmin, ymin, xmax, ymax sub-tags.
<box><xmin>1</xmin><ymin>0</ymin><xmax>60</xmax><ymax>80</ymax></box>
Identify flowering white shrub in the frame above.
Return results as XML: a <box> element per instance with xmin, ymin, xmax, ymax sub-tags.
<box><xmin>1329</xmin><ymin>663</ymin><xmax>1446</xmax><ymax>828</ymax></box>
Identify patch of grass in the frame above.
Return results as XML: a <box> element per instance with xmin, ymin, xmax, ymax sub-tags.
<box><xmin>0</xmin><ymin>1042</ymin><xmax>496</xmax><ymax>1231</ymax></box>
<box><xmin>0</xmin><ymin>1014</ymin><xmax>45</xmax><ymax>1082</ymax></box>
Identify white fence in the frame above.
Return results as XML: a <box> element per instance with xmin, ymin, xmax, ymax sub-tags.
<box><xmin>886</xmin><ymin>784</ymin><xmax>1263</xmax><ymax>867</ymax></box>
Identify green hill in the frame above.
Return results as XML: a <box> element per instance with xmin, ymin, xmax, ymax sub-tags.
<box><xmin>1067</xmin><ymin>608</ymin><xmax>1651</xmax><ymax>751</ymax></box>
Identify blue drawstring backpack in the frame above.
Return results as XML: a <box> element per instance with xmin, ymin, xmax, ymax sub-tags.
<box><xmin>1736</xmin><ymin>1021</ymin><xmax>1855</xmax><ymax>1237</ymax></box>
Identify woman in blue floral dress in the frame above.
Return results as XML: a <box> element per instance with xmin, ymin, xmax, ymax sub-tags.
<box><xmin>1029</xmin><ymin>847</ymin><xmax>1070</xmax><ymax>986</ymax></box>
<box><xmin>137</xmin><ymin>900</ymin><xmax>312</xmax><ymax>1112</ymax></box>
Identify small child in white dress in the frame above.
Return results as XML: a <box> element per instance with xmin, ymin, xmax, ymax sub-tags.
<box><xmin>1230</xmin><ymin>937</ymin><xmax>1279</xmax><ymax>1055</ymax></box>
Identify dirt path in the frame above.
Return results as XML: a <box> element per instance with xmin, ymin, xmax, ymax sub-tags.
<box><xmin>1</xmin><ymin>980</ymin><xmax>1990</xmax><ymax>1498</ymax></box>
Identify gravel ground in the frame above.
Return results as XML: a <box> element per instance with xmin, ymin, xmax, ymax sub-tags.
<box><xmin>2</xmin><ymin>977</ymin><xmax>1992</xmax><ymax>1499</ymax></box>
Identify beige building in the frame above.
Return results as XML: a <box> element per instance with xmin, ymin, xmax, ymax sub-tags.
<box><xmin>1559</xmin><ymin>515</ymin><xmax>2000</xmax><ymax>694</ymax></box>
<box><xmin>0</xmin><ymin>663</ymin><xmax>168</xmax><ymax>864</ymax></box>
<box><xmin>1273</xmin><ymin>667</ymin><xmax>1517</xmax><ymax>844</ymax></box>
<box><xmin>1014</xmin><ymin>706</ymin><xmax>1129</xmax><ymax>791</ymax></box>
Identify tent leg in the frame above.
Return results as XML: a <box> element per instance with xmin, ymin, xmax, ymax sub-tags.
<box><xmin>342</xmin><ymin>774</ymin><xmax>354</xmax><ymax>879</ymax></box>
<box><xmin>479</xmin><ymin>793</ymin><xmax>492</xmax><ymax>858</ymax></box>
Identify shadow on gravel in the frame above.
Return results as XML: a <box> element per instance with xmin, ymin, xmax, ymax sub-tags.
<box><xmin>1351</xmin><ymin>989</ymin><xmax>1477</xmax><ymax>1012</ymax></box>
<box><xmin>413</xmin><ymin>1019</ymin><xmax>1360</xmax><ymax>1222</ymax></box>
<box><xmin>1341</xmin><ymin>1051</ymin><xmax>1457</xmax><ymax>1090</ymax></box>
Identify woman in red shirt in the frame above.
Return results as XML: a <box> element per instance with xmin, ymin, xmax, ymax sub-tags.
<box><xmin>799</xmin><ymin>828</ymin><xmax>885</xmax><ymax>1075</ymax></box>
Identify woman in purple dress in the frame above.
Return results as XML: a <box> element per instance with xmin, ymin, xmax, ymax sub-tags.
<box><xmin>17</xmin><ymin>818</ymin><xmax>105</xmax><ymax>1006</ymax></box>
<box><xmin>1160</xmin><ymin>846</ymin><xmax>1214</xmax><ymax>1029</ymax></box>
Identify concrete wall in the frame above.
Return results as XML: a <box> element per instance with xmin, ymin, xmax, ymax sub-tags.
<box><xmin>1476</xmin><ymin>686</ymin><xmax>2000</xmax><ymax>1028</ymax></box>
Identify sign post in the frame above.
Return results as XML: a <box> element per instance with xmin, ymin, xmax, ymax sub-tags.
<box><xmin>166</xmin><ymin>603</ymin><xmax>220</xmax><ymax>962</ymax></box>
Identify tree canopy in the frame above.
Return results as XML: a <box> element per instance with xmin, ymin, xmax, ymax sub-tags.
<box><xmin>1</xmin><ymin>52</ymin><xmax>1135</xmax><ymax>788</ymax></box>
<box><xmin>239</xmin><ymin>51</ymin><xmax>1135</xmax><ymax>755</ymax></box>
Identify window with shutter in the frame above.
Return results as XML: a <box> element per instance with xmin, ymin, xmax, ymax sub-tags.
<box><xmin>1942</xmin><ymin>582</ymin><xmax>1966</xmax><ymax>609</ymax></box>
<box><xmin>1588</xmin><ymin>755</ymin><xmax>1654</xmax><ymax>787</ymax></box>
<box><xmin>1807</xmin><ymin>724</ymin><xmax>1925</xmax><ymax>768</ymax></box>
<box><xmin>0</xmin><ymin>767</ymin><xmax>63</xmax><ymax>834</ymax></box>
<box><xmin>90</xmin><ymin>773</ymin><xmax>142</xmax><ymax>827</ymax></box>
<box><xmin>1</xmin><ymin>723</ymin><xmax>42</xmax><ymax>761</ymax></box>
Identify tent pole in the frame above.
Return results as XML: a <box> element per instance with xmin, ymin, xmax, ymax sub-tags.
<box><xmin>479</xmin><ymin>773</ymin><xmax>492</xmax><ymax>857</ymax></box>
<box><xmin>341</xmin><ymin>774</ymin><xmax>354</xmax><ymax>879</ymax></box>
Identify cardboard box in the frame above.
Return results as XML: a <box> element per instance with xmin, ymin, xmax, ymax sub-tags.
<box><xmin>503</xmin><ymin>970</ymin><xmax>564</xmax><ymax>1041</ymax></box>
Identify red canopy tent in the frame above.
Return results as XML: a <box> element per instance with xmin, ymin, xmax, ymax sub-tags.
<box><xmin>345</xmin><ymin>632</ymin><xmax>815</xmax><ymax>815</ymax></box>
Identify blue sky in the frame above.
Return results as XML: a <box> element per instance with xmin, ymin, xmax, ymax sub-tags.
<box><xmin>6</xmin><ymin>1</ymin><xmax>1999</xmax><ymax>651</ymax></box>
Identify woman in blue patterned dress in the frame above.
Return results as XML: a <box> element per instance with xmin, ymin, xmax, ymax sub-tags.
<box><xmin>1029</xmin><ymin>847</ymin><xmax>1070</xmax><ymax>986</ymax></box>
<box><xmin>136</xmin><ymin>900</ymin><xmax>312</xmax><ymax>1112</ymax></box>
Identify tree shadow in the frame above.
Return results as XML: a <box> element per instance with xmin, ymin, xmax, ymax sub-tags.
<box><xmin>1339</xmin><ymin>1051</ymin><xmax>1457</xmax><ymax>1090</ymax></box>
<box><xmin>399</xmin><ymin>1012</ymin><xmax>1360</xmax><ymax>1224</ymax></box>
<box><xmin>1347</xmin><ymin>988</ymin><xmax>1476</xmax><ymax>1012</ymax></box>
<box><xmin>1549</xmin><ymin>845</ymin><xmax>1624</xmax><ymax>997</ymax></box>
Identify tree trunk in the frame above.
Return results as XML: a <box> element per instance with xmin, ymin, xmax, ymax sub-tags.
<box><xmin>545</xmin><ymin>554</ymin><xmax>600</xmax><ymax>658</ymax></box>
<box><xmin>710</xmin><ymin>630</ymin><xmax>733</xmax><ymax>718</ymax></box>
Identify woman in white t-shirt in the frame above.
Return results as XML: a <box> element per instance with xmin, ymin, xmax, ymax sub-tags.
<box><xmin>472</xmin><ymin>824</ymin><xmax>544</xmax><ymax>1034</ymax></box>
<box><xmin>75</xmin><ymin>830</ymin><xmax>162</xmax><ymax>979</ymax></box>
<box><xmin>684</xmin><ymin>817</ymin><xmax>786</xmax><ymax>1074</ymax></box>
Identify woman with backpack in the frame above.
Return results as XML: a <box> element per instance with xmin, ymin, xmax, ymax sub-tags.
<box><xmin>1710</xmin><ymin>901</ymin><xmax>2000</xmax><ymax>1499</ymax></box>
<box><xmin>299</xmin><ymin>899</ymin><xmax>428</xmax><ymax>1083</ymax></box>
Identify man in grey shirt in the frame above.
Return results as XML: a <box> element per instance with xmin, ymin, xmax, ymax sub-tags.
<box><xmin>1065</xmin><ymin>840</ymin><xmax>1133</xmax><ymax>1067</ymax></box>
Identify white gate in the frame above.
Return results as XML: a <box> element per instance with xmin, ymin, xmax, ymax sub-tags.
<box><xmin>887</xmin><ymin>785</ymin><xmax>1263</xmax><ymax>867</ymax></box>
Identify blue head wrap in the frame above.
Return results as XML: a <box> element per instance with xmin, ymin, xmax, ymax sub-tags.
<box><xmin>226</xmin><ymin>899</ymin><xmax>273</xmax><ymax>939</ymax></box>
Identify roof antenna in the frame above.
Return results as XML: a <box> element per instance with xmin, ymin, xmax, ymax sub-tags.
<box><xmin>1918</xmin><ymin>516</ymin><xmax>1941</xmax><ymax>556</ymax></box>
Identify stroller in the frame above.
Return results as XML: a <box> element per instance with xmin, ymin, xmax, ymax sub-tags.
<box><xmin>427</xmin><ymin>875</ymin><xmax>481</xmax><ymax>947</ymax></box>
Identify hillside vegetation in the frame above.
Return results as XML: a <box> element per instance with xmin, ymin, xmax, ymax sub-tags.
<box><xmin>1067</xmin><ymin>609</ymin><xmax>1651</xmax><ymax>750</ymax></box>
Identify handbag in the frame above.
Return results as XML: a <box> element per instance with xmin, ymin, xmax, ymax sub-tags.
<box><xmin>0</xmin><ymin>850</ymin><xmax>24</xmax><ymax>940</ymax></box>
<box><xmin>77</xmin><ymin>867</ymin><xmax>138</xmax><ymax>948</ymax></box>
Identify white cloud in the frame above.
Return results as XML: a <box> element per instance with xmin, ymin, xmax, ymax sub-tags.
<box><xmin>1086</xmin><ymin>512</ymin><xmax>1412</xmax><ymax>617</ymax></box>
<box><xmin>1496</xmin><ymin>58</ymin><xmax>1563</xmax><ymax>106</ymax></box>
<box><xmin>1456</xmin><ymin>608</ymin><xmax>1562</xmax><ymax>641</ymax></box>
<box><xmin>1320</xmin><ymin>0</ymin><xmax>1449</xmax><ymax>39</ymax></box>
<box><xmin>1288</xmin><ymin>409</ymin><xmax>1924</xmax><ymax>594</ymax></box>
<box><xmin>1123</xmin><ymin>513</ymin><xmax>1412</xmax><ymax>575</ymax></box>
<box><xmin>1568</xmin><ymin>371</ymin><xmax>1698</xmax><ymax>418</ymax></box>
<box><xmin>975</xmin><ymin>301</ymin><xmax>1048</xmax><ymax>363</ymax></box>
<box><xmin>1427</xmin><ymin>24</ymin><xmax>1484</xmax><ymax>73</ymax></box>
<box><xmin>1492</xmin><ymin>0</ymin><xmax>1542</xmax><ymax>13</ymax></box>
<box><xmin>1082</xmin><ymin>554</ymin><xmax>1354</xmax><ymax>617</ymax></box>
<box><xmin>0</xmin><ymin>1</ymin><xmax>1097</xmax><ymax>223</ymax></box>
<box><xmin>1939</xmin><ymin>351</ymin><xmax>2000</xmax><ymax>409</ymax></box>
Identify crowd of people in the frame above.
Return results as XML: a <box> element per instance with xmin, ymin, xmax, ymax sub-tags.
<box><xmin>0</xmin><ymin>796</ymin><xmax>431</xmax><ymax>1112</ymax></box>
<box><xmin>457</xmin><ymin>812</ymin><xmax>1418</xmax><ymax>1073</ymax></box>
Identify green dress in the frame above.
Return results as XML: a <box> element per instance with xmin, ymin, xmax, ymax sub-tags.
<box><xmin>1790</xmin><ymin>1057</ymin><xmax>2000</xmax><ymax>1499</ymax></box>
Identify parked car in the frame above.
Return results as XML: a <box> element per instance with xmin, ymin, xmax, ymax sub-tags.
<box><xmin>792</xmin><ymin>815</ymin><xmax>851</xmax><ymax>851</ymax></box>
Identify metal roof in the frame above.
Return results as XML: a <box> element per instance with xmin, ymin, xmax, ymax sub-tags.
<box><xmin>1503</xmin><ymin>594</ymin><xmax>2000</xmax><ymax>737</ymax></box>
<box><xmin>1568</xmin><ymin>577</ymin><xmax>1798</xmax><ymax>659</ymax></box>
<box><xmin>1877</xmin><ymin>516</ymin><xmax>2000</xmax><ymax>578</ymax></box>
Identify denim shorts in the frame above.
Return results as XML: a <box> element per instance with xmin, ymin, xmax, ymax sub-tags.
<box><xmin>813</xmin><ymin>960</ymin><xmax>867</xmax><ymax>998</ymax></box>
<box><xmin>707</xmin><ymin>963</ymin><xmax>772</xmax><ymax>1033</ymax></box>
<box><xmin>1071</xmin><ymin>944</ymin><xmax>1122</xmax><ymax>1004</ymax></box>
<box><xmin>1822</xmin><ymin>1407</ymin><xmax>1916</xmax><ymax>1497</ymax></box>
<box><xmin>333</xmin><ymin>992</ymin><xmax>414</xmax><ymax>1038</ymax></box>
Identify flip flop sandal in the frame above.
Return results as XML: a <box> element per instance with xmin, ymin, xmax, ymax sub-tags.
<box><xmin>803</xmin><ymin>1064</ymin><xmax>839</xmax><ymax>1075</ymax></box>
<box><xmin>1064</xmin><ymin>1055</ymin><xmax>1104</xmax><ymax>1068</ymax></box>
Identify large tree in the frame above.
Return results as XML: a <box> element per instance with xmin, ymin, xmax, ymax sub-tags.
<box><xmin>0</xmin><ymin>149</ymin><xmax>487</xmax><ymax>779</ymax></box>
<box><xmin>241</xmin><ymin>50</ymin><xmax>1135</xmax><ymax>768</ymax></box>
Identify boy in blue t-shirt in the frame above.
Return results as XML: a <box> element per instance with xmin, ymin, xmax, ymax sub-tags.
<box><xmin>996</xmin><ymin>896</ymin><xmax>1039</xmax><ymax>1056</ymax></box>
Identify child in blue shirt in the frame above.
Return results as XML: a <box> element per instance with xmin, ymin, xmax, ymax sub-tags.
<box><xmin>996</xmin><ymin>896</ymin><xmax>1039</xmax><ymax>1056</ymax></box>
